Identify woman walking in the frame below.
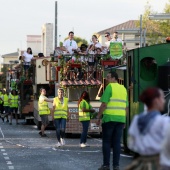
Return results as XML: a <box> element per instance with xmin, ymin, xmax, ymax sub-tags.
<box><xmin>78</xmin><ymin>91</ymin><xmax>95</xmax><ymax>148</ymax></box>
<box><xmin>126</xmin><ymin>87</ymin><xmax>170</xmax><ymax>170</ymax></box>
<box><xmin>52</xmin><ymin>88</ymin><xmax>69</xmax><ymax>147</ymax></box>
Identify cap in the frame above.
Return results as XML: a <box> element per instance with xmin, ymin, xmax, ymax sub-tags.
<box><xmin>105</xmin><ymin>32</ymin><xmax>110</xmax><ymax>37</ymax></box>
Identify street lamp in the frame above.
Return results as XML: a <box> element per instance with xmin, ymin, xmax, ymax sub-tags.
<box><xmin>149</xmin><ymin>13</ymin><xmax>170</xmax><ymax>20</ymax></box>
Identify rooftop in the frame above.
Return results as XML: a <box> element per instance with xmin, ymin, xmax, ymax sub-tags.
<box><xmin>97</xmin><ymin>20</ymin><xmax>138</xmax><ymax>35</ymax></box>
<box><xmin>1</xmin><ymin>52</ymin><xmax>19</xmax><ymax>58</ymax></box>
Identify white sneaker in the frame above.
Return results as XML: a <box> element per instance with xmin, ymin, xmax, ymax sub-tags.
<box><xmin>60</xmin><ymin>138</ymin><xmax>65</xmax><ymax>146</ymax></box>
<box><xmin>55</xmin><ymin>142</ymin><xmax>62</xmax><ymax>147</ymax></box>
<box><xmin>80</xmin><ymin>143</ymin><xmax>86</xmax><ymax>148</ymax></box>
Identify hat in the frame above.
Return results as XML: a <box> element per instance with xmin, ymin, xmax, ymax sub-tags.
<box><xmin>105</xmin><ymin>32</ymin><xmax>110</xmax><ymax>37</ymax></box>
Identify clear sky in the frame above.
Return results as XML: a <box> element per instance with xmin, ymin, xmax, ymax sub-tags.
<box><xmin>0</xmin><ymin>0</ymin><xmax>169</xmax><ymax>56</ymax></box>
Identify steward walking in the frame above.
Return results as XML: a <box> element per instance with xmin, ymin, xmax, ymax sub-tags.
<box><xmin>9</xmin><ymin>90</ymin><xmax>19</xmax><ymax>125</ymax></box>
<box><xmin>78</xmin><ymin>91</ymin><xmax>95</xmax><ymax>148</ymax></box>
<box><xmin>1</xmin><ymin>90</ymin><xmax>9</xmax><ymax>122</ymax></box>
<box><xmin>52</xmin><ymin>88</ymin><xmax>69</xmax><ymax>147</ymax></box>
<box><xmin>97</xmin><ymin>71</ymin><xmax>128</xmax><ymax>170</ymax></box>
<box><xmin>38</xmin><ymin>88</ymin><xmax>53</xmax><ymax>137</ymax></box>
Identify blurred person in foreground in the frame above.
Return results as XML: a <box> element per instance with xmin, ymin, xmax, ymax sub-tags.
<box><xmin>126</xmin><ymin>87</ymin><xmax>170</xmax><ymax>170</ymax></box>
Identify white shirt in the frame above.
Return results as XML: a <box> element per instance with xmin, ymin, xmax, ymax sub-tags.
<box><xmin>128</xmin><ymin>114</ymin><xmax>170</xmax><ymax>156</ymax></box>
<box><xmin>63</xmin><ymin>39</ymin><xmax>78</xmax><ymax>54</ymax></box>
<box><xmin>160</xmin><ymin>123</ymin><xmax>170</xmax><ymax>167</ymax></box>
<box><xmin>23</xmin><ymin>52</ymin><xmax>33</xmax><ymax>63</ymax></box>
<box><xmin>39</xmin><ymin>95</ymin><xmax>48</xmax><ymax>103</ymax></box>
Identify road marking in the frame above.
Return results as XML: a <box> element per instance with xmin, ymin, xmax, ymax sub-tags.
<box><xmin>0</xmin><ymin>127</ymin><xmax>5</xmax><ymax>139</ymax></box>
<box><xmin>52</xmin><ymin>148</ymin><xmax>133</xmax><ymax>158</ymax></box>
<box><xmin>0</xmin><ymin>127</ymin><xmax>15</xmax><ymax>169</ymax></box>
<box><xmin>7</xmin><ymin>161</ymin><xmax>12</xmax><ymax>165</ymax></box>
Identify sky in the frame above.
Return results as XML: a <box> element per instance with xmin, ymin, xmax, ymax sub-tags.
<box><xmin>0</xmin><ymin>0</ymin><xmax>169</xmax><ymax>56</ymax></box>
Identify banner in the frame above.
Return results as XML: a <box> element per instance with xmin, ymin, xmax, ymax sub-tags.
<box><xmin>110</xmin><ymin>42</ymin><xmax>123</xmax><ymax>59</ymax></box>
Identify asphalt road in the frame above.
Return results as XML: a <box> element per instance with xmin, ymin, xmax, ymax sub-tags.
<box><xmin>0</xmin><ymin>119</ymin><xmax>133</xmax><ymax>170</ymax></box>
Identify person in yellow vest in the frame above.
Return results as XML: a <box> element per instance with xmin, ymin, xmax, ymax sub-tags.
<box><xmin>78</xmin><ymin>91</ymin><xmax>95</xmax><ymax>148</ymax></box>
<box><xmin>97</xmin><ymin>71</ymin><xmax>128</xmax><ymax>170</ymax></box>
<box><xmin>1</xmin><ymin>90</ymin><xmax>9</xmax><ymax>123</ymax></box>
<box><xmin>9</xmin><ymin>90</ymin><xmax>19</xmax><ymax>125</ymax></box>
<box><xmin>0</xmin><ymin>89</ymin><xmax>4</xmax><ymax>120</ymax></box>
<box><xmin>52</xmin><ymin>88</ymin><xmax>69</xmax><ymax>147</ymax></box>
<box><xmin>38</xmin><ymin>88</ymin><xmax>53</xmax><ymax>137</ymax></box>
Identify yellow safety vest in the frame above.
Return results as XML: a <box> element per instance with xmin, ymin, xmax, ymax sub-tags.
<box><xmin>79</xmin><ymin>99</ymin><xmax>90</xmax><ymax>121</ymax></box>
<box><xmin>54</xmin><ymin>97</ymin><xmax>68</xmax><ymax>119</ymax></box>
<box><xmin>3</xmin><ymin>94</ymin><xmax>9</xmax><ymax>106</ymax></box>
<box><xmin>103</xmin><ymin>83</ymin><xmax>127</xmax><ymax>123</ymax></box>
<box><xmin>0</xmin><ymin>92</ymin><xmax>2</xmax><ymax>104</ymax></box>
<box><xmin>38</xmin><ymin>96</ymin><xmax>50</xmax><ymax>115</ymax></box>
<box><xmin>10</xmin><ymin>95</ymin><xmax>19</xmax><ymax>108</ymax></box>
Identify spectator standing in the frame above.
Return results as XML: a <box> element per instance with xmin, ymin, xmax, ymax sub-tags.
<box><xmin>38</xmin><ymin>88</ymin><xmax>53</xmax><ymax>137</ymax></box>
<box><xmin>126</xmin><ymin>88</ymin><xmax>170</xmax><ymax>170</ymax></box>
<box><xmin>52</xmin><ymin>88</ymin><xmax>69</xmax><ymax>147</ymax></box>
<box><xmin>21</xmin><ymin>47</ymin><xmax>34</xmax><ymax>77</ymax></box>
<box><xmin>63</xmin><ymin>31</ymin><xmax>78</xmax><ymax>55</ymax></box>
<box><xmin>104</xmin><ymin>32</ymin><xmax>112</xmax><ymax>49</ymax></box>
<box><xmin>78</xmin><ymin>91</ymin><xmax>95</xmax><ymax>148</ymax></box>
<box><xmin>111</xmin><ymin>31</ymin><xmax>122</xmax><ymax>43</ymax></box>
<box><xmin>97</xmin><ymin>71</ymin><xmax>128</xmax><ymax>170</ymax></box>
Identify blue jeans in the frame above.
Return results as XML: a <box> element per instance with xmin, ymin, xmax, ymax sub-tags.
<box><xmin>54</xmin><ymin>118</ymin><xmax>66</xmax><ymax>142</ymax></box>
<box><xmin>80</xmin><ymin>121</ymin><xmax>90</xmax><ymax>144</ymax></box>
<box><xmin>102</xmin><ymin>122</ymin><xmax>124</xmax><ymax>167</ymax></box>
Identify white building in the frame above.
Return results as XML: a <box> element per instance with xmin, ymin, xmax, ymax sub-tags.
<box><xmin>27</xmin><ymin>35</ymin><xmax>41</xmax><ymax>56</ymax></box>
<box><xmin>42</xmin><ymin>23</ymin><xmax>53</xmax><ymax>57</ymax></box>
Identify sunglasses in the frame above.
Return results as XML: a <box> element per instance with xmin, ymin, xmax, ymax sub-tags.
<box><xmin>105</xmin><ymin>35</ymin><xmax>109</xmax><ymax>37</ymax></box>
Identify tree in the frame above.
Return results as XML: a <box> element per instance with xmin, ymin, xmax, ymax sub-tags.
<box><xmin>136</xmin><ymin>1</ymin><xmax>162</xmax><ymax>45</ymax></box>
<box><xmin>59</xmin><ymin>36</ymin><xmax>88</xmax><ymax>47</ymax></box>
<box><xmin>136</xmin><ymin>1</ymin><xmax>170</xmax><ymax>45</ymax></box>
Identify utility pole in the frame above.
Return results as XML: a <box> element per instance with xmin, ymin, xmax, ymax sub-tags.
<box><xmin>55</xmin><ymin>1</ymin><xmax>58</xmax><ymax>49</ymax></box>
<box><xmin>140</xmin><ymin>15</ymin><xmax>143</xmax><ymax>47</ymax></box>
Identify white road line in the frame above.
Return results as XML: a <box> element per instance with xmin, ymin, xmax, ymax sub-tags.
<box><xmin>52</xmin><ymin>148</ymin><xmax>133</xmax><ymax>157</ymax></box>
<box><xmin>3</xmin><ymin>153</ymin><xmax>8</xmax><ymax>155</ymax></box>
<box><xmin>1</xmin><ymin>149</ymin><xmax>5</xmax><ymax>151</ymax></box>
<box><xmin>8</xmin><ymin>166</ymin><xmax>14</xmax><ymax>169</ymax></box>
<box><xmin>0</xmin><ymin>146</ymin><xmax>4</xmax><ymax>148</ymax></box>
<box><xmin>7</xmin><ymin>161</ymin><xmax>12</xmax><ymax>165</ymax></box>
<box><xmin>4</xmin><ymin>157</ymin><xmax>10</xmax><ymax>160</ymax></box>
<box><xmin>0</xmin><ymin>127</ymin><xmax>5</xmax><ymax>139</ymax></box>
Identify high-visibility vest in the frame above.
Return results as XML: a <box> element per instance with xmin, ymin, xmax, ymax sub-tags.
<box><xmin>38</xmin><ymin>96</ymin><xmax>50</xmax><ymax>115</ymax></box>
<box><xmin>54</xmin><ymin>97</ymin><xmax>68</xmax><ymax>119</ymax></box>
<box><xmin>79</xmin><ymin>99</ymin><xmax>90</xmax><ymax>121</ymax></box>
<box><xmin>3</xmin><ymin>94</ymin><xmax>9</xmax><ymax>106</ymax></box>
<box><xmin>103</xmin><ymin>83</ymin><xmax>127</xmax><ymax>123</ymax></box>
<box><xmin>11</xmin><ymin>81</ymin><xmax>17</xmax><ymax>90</ymax></box>
<box><xmin>10</xmin><ymin>95</ymin><xmax>19</xmax><ymax>108</ymax></box>
<box><xmin>0</xmin><ymin>92</ymin><xmax>2</xmax><ymax>104</ymax></box>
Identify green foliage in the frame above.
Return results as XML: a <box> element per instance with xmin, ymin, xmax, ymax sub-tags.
<box><xmin>136</xmin><ymin>1</ymin><xmax>170</xmax><ymax>45</ymax></box>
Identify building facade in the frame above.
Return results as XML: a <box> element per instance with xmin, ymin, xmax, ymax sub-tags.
<box><xmin>42</xmin><ymin>23</ymin><xmax>53</xmax><ymax>57</ymax></box>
